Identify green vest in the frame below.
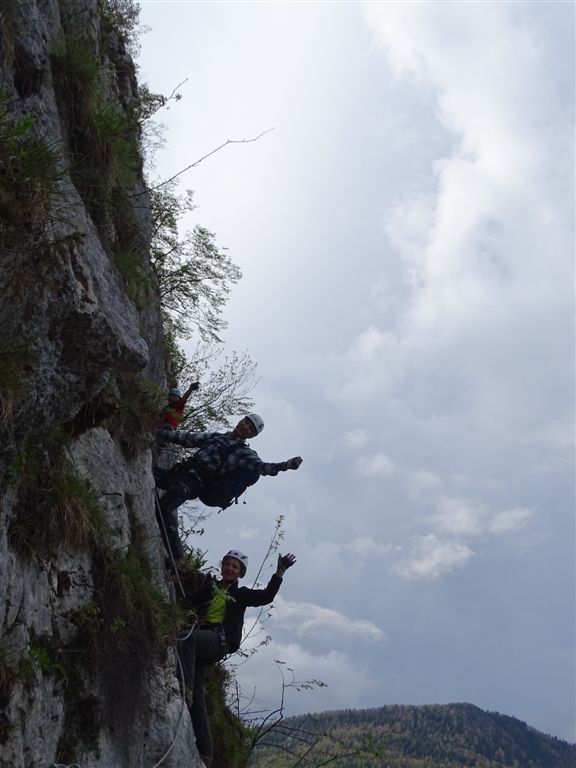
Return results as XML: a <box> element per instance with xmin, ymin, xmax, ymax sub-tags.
<box><xmin>204</xmin><ymin>581</ymin><xmax>229</xmax><ymax>624</ymax></box>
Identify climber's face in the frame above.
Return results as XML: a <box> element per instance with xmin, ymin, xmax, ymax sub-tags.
<box><xmin>231</xmin><ymin>417</ymin><xmax>257</xmax><ymax>440</ymax></box>
<box><xmin>221</xmin><ymin>556</ymin><xmax>242</xmax><ymax>583</ymax></box>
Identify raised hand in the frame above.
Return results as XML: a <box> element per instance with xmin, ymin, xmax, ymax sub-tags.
<box><xmin>277</xmin><ymin>553</ymin><xmax>297</xmax><ymax>573</ymax></box>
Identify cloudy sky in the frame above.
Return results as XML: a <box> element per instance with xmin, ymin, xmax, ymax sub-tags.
<box><xmin>137</xmin><ymin>1</ymin><xmax>575</xmax><ymax>743</ymax></box>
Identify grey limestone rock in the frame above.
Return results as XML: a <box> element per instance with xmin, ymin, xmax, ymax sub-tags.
<box><xmin>0</xmin><ymin>2</ymin><xmax>204</xmax><ymax>766</ymax></box>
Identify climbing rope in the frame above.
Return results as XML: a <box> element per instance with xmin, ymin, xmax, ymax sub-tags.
<box><xmin>150</xmin><ymin>617</ymin><xmax>197</xmax><ymax>768</ymax></box>
<box><xmin>51</xmin><ymin>626</ymin><xmax>197</xmax><ymax>768</ymax></box>
<box><xmin>152</xmin><ymin>480</ymin><xmax>209</xmax><ymax>766</ymax></box>
<box><xmin>52</xmin><ymin>492</ymin><xmax>196</xmax><ymax>768</ymax></box>
<box><xmin>149</xmin><ymin>655</ymin><xmax>186</xmax><ymax>768</ymax></box>
<box><xmin>52</xmin><ymin>764</ymin><xmax>82</xmax><ymax>767</ymax></box>
<box><xmin>154</xmin><ymin>488</ymin><xmax>186</xmax><ymax>598</ymax></box>
<box><xmin>177</xmin><ymin>612</ymin><xmax>198</xmax><ymax>643</ymax></box>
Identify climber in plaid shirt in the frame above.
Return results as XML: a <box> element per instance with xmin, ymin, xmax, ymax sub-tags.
<box><xmin>154</xmin><ymin>414</ymin><xmax>302</xmax><ymax>560</ymax></box>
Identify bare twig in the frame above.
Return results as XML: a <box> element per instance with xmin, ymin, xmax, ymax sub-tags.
<box><xmin>239</xmin><ymin>516</ymin><xmax>285</xmax><ymax>651</ymax></box>
<box><xmin>165</xmin><ymin>78</ymin><xmax>188</xmax><ymax>105</ymax></box>
<box><xmin>132</xmin><ymin>127</ymin><xmax>276</xmax><ymax>197</ymax></box>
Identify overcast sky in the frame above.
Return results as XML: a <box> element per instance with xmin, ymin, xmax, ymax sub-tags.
<box><xmin>137</xmin><ymin>1</ymin><xmax>575</xmax><ymax>743</ymax></box>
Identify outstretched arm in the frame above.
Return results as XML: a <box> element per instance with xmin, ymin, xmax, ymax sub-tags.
<box><xmin>252</xmin><ymin>456</ymin><xmax>303</xmax><ymax>475</ymax></box>
<box><xmin>156</xmin><ymin>427</ymin><xmax>213</xmax><ymax>448</ymax></box>
<box><xmin>241</xmin><ymin>553</ymin><xmax>297</xmax><ymax>607</ymax></box>
<box><xmin>234</xmin><ymin>447</ymin><xmax>302</xmax><ymax>476</ymax></box>
<box><xmin>282</xmin><ymin>457</ymin><xmax>303</xmax><ymax>471</ymax></box>
<box><xmin>181</xmin><ymin>380</ymin><xmax>200</xmax><ymax>403</ymax></box>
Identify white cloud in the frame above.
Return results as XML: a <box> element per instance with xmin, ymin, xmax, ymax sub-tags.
<box><xmin>355</xmin><ymin>452</ymin><xmax>395</xmax><ymax>478</ymax></box>
<box><xmin>272</xmin><ymin>595</ymin><xmax>386</xmax><ymax>642</ymax></box>
<box><xmin>397</xmin><ymin>534</ymin><xmax>474</xmax><ymax>581</ymax></box>
<box><xmin>307</xmin><ymin>539</ymin><xmax>345</xmax><ymax>563</ymax></box>
<box><xmin>410</xmin><ymin>469</ymin><xmax>443</xmax><ymax>496</ymax></box>
<box><xmin>428</xmin><ymin>496</ymin><xmax>534</xmax><ymax>540</ymax></box>
<box><xmin>231</xmin><ymin>641</ymin><xmax>383</xmax><ymax>718</ymax></box>
<box><xmin>354</xmin><ymin>1</ymin><xmax>574</xmax><ymax>440</ymax></box>
<box><xmin>344</xmin><ymin>536</ymin><xmax>393</xmax><ymax>556</ymax></box>
<box><xmin>431</xmin><ymin>495</ymin><xmax>484</xmax><ymax>536</ymax></box>
<box><xmin>235</xmin><ymin>526</ymin><xmax>260</xmax><ymax>540</ymax></box>
<box><xmin>348</xmin><ymin>325</ymin><xmax>392</xmax><ymax>362</ymax></box>
<box><xmin>343</xmin><ymin>429</ymin><xmax>370</xmax><ymax>449</ymax></box>
<box><xmin>526</xmin><ymin>418</ymin><xmax>576</xmax><ymax>452</ymax></box>
<box><xmin>383</xmin><ymin>194</ymin><xmax>436</xmax><ymax>287</ymax></box>
<box><xmin>489</xmin><ymin>507</ymin><xmax>533</xmax><ymax>535</ymax></box>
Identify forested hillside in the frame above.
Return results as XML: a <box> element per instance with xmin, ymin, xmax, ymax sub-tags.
<box><xmin>248</xmin><ymin>703</ymin><xmax>576</xmax><ymax>768</ymax></box>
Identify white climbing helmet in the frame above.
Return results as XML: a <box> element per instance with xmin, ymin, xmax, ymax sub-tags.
<box><xmin>223</xmin><ymin>549</ymin><xmax>248</xmax><ymax>577</ymax></box>
<box><xmin>246</xmin><ymin>413</ymin><xmax>264</xmax><ymax>435</ymax></box>
<box><xmin>169</xmin><ymin>387</ymin><xmax>182</xmax><ymax>397</ymax></box>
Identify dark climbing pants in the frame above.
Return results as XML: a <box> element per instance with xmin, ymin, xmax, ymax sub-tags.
<box><xmin>154</xmin><ymin>469</ymin><xmax>204</xmax><ymax>560</ymax></box>
<box><xmin>178</xmin><ymin>628</ymin><xmax>227</xmax><ymax>763</ymax></box>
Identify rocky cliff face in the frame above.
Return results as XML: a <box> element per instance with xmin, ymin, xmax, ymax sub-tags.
<box><xmin>0</xmin><ymin>1</ymin><xmax>201</xmax><ymax>765</ymax></box>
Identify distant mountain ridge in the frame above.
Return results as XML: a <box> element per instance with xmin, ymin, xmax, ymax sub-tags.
<box><xmin>248</xmin><ymin>702</ymin><xmax>575</xmax><ymax>768</ymax></box>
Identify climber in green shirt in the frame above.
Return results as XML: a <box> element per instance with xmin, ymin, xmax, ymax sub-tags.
<box><xmin>178</xmin><ymin>548</ymin><xmax>296</xmax><ymax>767</ymax></box>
